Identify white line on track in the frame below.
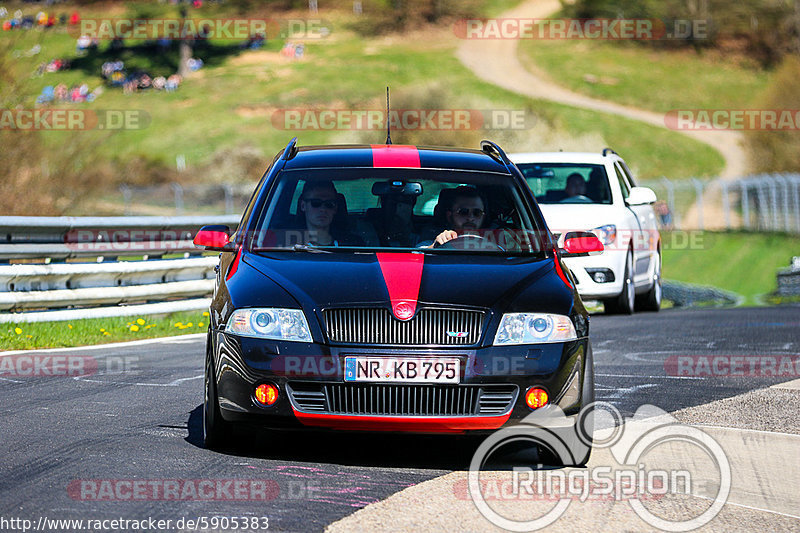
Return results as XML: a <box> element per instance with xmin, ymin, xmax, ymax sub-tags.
<box><xmin>597</xmin><ymin>373</ymin><xmax>706</xmax><ymax>380</ymax></box>
<box><xmin>0</xmin><ymin>333</ymin><xmax>205</xmax><ymax>357</ymax></box>
<box><xmin>72</xmin><ymin>374</ymin><xmax>203</xmax><ymax>387</ymax></box>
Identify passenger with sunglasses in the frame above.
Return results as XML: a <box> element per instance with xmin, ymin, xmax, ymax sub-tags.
<box><xmin>433</xmin><ymin>186</ymin><xmax>487</xmax><ymax>246</ymax></box>
<box><xmin>297</xmin><ymin>181</ymin><xmax>363</xmax><ymax>247</ymax></box>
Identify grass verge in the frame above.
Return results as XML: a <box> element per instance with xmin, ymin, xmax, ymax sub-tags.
<box><xmin>4</xmin><ymin>6</ymin><xmax>724</xmax><ymax>188</ymax></box>
<box><xmin>662</xmin><ymin>231</ymin><xmax>800</xmax><ymax>306</ymax></box>
<box><xmin>0</xmin><ymin>311</ymin><xmax>208</xmax><ymax>351</ymax></box>
<box><xmin>517</xmin><ymin>39</ymin><xmax>772</xmax><ymax>113</ymax></box>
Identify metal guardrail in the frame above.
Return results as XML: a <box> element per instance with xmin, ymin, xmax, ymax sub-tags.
<box><xmin>0</xmin><ymin>216</ymin><xmax>239</xmax><ymax>323</ymax></box>
<box><xmin>0</xmin><ymin>215</ymin><xmax>240</xmax><ymax>260</ymax></box>
<box><xmin>776</xmin><ymin>256</ymin><xmax>800</xmax><ymax>297</ymax></box>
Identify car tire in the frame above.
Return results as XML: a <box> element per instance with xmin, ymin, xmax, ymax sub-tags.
<box><xmin>637</xmin><ymin>249</ymin><xmax>662</xmax><ymax>312</ymax></box>
<box><xmin>203</xmin><ymin>349</ymin><xmax>232</xmax><ymax>450</ymax></box>
<box><xmin>538</xmin><ymin>347</ymin><xmax>594</xmax><ymax>468</ymax></box>
<box><xmin>604</xmin><ymin>250</ymin><xmax>635</xmax><ymax>315</ymax></box>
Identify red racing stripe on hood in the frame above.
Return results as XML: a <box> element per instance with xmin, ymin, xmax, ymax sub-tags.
<box><xmin>376</xmin><ymin>253</ymin><xmax>424</xmax><ymax>321</ymax></box>
<box><xmin>371</xmin><ymin>145</ymin><xmax>421</xmax><ymax>168</ymax></box>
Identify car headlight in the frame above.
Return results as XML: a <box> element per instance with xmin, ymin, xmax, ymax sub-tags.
<box><xmin>592</xmin><ymin>224</ymin><xmax>617</xmax><ymax>245</ymax></box>
<box><xmin>226</xmin><ymin>308</ymin><xmax>312</xmax><ymax>342</ymax></box>
<box><xmin>493</xmin><ymin>313</ymin><xmax>577</xmax><ymax>345</ymax></box>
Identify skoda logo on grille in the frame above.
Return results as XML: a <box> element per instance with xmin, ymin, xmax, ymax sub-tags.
<box><xmin>393</xmin><ymin>302</ymin><xmax>415</xmax><ymax>321</ymax></box>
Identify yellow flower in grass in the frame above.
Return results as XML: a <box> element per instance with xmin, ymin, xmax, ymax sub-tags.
<box><xmin>137</xmin><ymin>318</ymin><xmax>145</xmax><ymax>325</ymax></box>
<box><xmin>198</xmin><ymin>322</ymin><xmax>205</xmax><ymax>328</ymax></box>
<box><xmin>100</xmin><ymin>328</ymin><xmax>106</xmax><ymax>332</ymax></box>
<box><xmin>202</xmin><ymin>311</ymin><xmax>210</xmax><ymax>317</ymax></box>
<box><xmin>26</xmin><ymin>335</ymin><xmax>32</xmax><ymax>339</ymax></box>
<box><xmin>67</xmin><ymin>324</ymin><xmax>73</xmax><ymax>329</ymax></box>
<box><xmin>130</xmin><ymin>325</ymin><xmax>140</xmax><ymax>332</ymax></box>
<box><xmin>103</xmin><ymin>331</ymin><xmax>111</xmax><ymax>336</ymax></box>
<box><xmin>174</xmin><ymin>322</ymin><xmax>183</xmax><ymax>328</ymax></box>
<box><xmin>14</xmin><ymin>327</ymin><xmax>22</xmax><ymax>335</ymax></box>
<box><xmin>187</xmin><ymin>322</ymin><xmax>193</xmax><ymax>328</ymax></box>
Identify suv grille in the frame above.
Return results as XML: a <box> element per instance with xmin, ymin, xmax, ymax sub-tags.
<box><xmin>323</xmin><ymin>308</ymin><xmax>484</xmax><ymax>345</ymax></box>
<box><xmin>287</xmin><ymin>382</ymin><xmax>518</xmax><ymax>416</ymax></box>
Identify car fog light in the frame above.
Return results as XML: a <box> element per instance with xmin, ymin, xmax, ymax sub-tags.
<box><xmin>525</xmin><ymin>387</ymin><xmax>549</xmax><ymax>410</ymax></box>
<box><xmin>586</xmin><ymin>268</ymin><xmax>614</xmax><ymax>284</ymax></box>
<box><xmin>255</xmin><ymin>383</ymin><xmax>279</xmax><ymax>406</ymax></box>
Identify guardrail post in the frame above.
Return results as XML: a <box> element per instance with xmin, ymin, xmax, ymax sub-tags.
<box><xmin>119</xmin><ymin>184</ymin><xmax>132</xmax><ymax>216</ymax></box>
<box><xmin>223</xmin><ymin>184</ymin><xmax>234</xmax><ymax>215</ymax></box>
<box><xmin>740</xmin><ymin>180</ymin><xmax>750</xmax><ymax>229</ymax></box>
<box><xmin>692</xmin><ymin>178</ymin><xmax>704</xmax><ymax>230</ymax></box>
<box><xmin>660</xmin><ymin>177</ymin><xmax>676</xmax><ymax>229</ymax></box>
<box><xmin>768</xmin><ymin>177</ymin><xmax>779</xmax><ymax>231</ymax></box>
<box><xmin>757</xmin><ymin>178</ymin><xmax>770</xmax><ymax>230</ymax></box>
<box><xmin>170</xmin><ymin>183</ymin><xmax>185</xmax><ymax>214</ymax></box>
<box><xmin>777</xmin><ymin>175</ymin><xmax>791</xmax><ymax>233</ymax></box>
<box><xmin>792</xmin><ymin>176</ymin><xmax>800</xmax><ymax>233</ymax></box>
<box><xmin>721</xmin><ymin>180</ymin><xmax>730</xmax><ymax>229</ymax></box>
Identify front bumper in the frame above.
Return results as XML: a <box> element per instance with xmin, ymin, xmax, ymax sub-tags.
<box><xmin>563</xmin><ymin>248</ymin><xmax>627</xmax><ymax>300</ymax></box>
<box><xmin>212</xmin><ymin>331</ymin><xmax>590</xmax><ymax>434</ymax></box>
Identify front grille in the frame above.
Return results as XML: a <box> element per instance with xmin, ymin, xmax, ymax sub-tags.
<box><xmin>323</xmin><ymin>308</ymin><xmax>484</xmax><ymax>345</ymax></box>
<box><xmin>287</xmin><ymin>382</ymin><xmax>518</xmax><ymax>416</ymax></box>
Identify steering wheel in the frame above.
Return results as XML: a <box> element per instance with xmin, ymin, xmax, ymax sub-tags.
<box><xmin>434</xmin><ymin>234</ymin><xmax>505</xmax><ymax>251</ymax></box>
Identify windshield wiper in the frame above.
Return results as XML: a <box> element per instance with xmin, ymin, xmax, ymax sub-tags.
<box><xmin>291</xmin><ymin>244</ymin><xmax>333</xmax><ymax>253</ymax></box>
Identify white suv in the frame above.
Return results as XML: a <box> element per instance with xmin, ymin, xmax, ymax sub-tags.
<box><xmin>511</xmin><ymin>150</ymin><xmax>661</xmax><ymax>313</ymax></box>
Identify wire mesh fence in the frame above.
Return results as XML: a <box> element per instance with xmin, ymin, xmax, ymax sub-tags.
<box><xmin>641</xmin><ymin>173</ymin><xmax>800</xmax><ymax>233</ymax></box>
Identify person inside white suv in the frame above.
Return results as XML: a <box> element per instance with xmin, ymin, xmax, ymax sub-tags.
<box><xmin>562</xmin><ymin>173</ymin><xmax>592</xmax><ymax>203</ymax></box>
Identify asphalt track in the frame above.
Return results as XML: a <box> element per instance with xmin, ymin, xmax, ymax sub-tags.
<box><xmin>1</xmin><ymin>306</ymin><xmax>798</xmax><ymax>532</ymax></box>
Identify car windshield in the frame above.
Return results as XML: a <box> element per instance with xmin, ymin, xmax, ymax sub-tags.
<box><xmin>517</xmin><ymin>163</ymin><xmax>612</xmax><ymax>205</ymax></box>
<box><xmin>249</xmin><ymin>167</ymin><xmax>546</xmax><ymax>254</ymax></box>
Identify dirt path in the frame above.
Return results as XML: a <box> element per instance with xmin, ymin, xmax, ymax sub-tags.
<box><xmin>455</xmin><ymin>0</ymin><xmax>749</xmax><ymax>190</ymax></box>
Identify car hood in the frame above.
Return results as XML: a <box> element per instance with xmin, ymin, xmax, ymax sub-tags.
<box><xmin>241</xmin><ymin>251</ymin><xmax>568</xmax><ymax>314</ymax></box>
<box><xmin>538</xmin><ymin>204</ymin><xmax>618</xmax><ymax>235</ymax></box>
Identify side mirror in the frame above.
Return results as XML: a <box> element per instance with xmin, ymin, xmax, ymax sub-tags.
<box><xmin>193</xmin><ymin>225</ymin><xmax>235</xmax><ymax>251</ymax></box>
<box><xmin>626</xmin><ymin>187</ymin><xmax>657</xmax><ymax>206</ymax></box>
<box><xmin>560</xmin><ymin>231</ymin><xmax>604</xmax><ymax>257</ymax></box>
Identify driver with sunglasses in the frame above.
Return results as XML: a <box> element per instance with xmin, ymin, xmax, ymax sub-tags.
<box><xmin>433</xmin><ymin>186</ymin><xmax>487</xmax><ymax>246</ymax></box>
<box><xmin>297</xmin><ymin>181</ymin><xmax>363</xmax><ymax>246</ymax></box>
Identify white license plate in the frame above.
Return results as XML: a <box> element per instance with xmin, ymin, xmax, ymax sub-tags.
<box><xmin>344</xmin><ymin>357</ymin><xmax>460</xmax><ymax>383</ymax></box>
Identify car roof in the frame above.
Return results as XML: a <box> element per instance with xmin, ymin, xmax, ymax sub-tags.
<box><xmin>282</xmin><ymin>144</ymin><xmax>512</xmax><ymax>174</ymax></box>
<box><xmin>509</xmin><ymin>152</ymin><xmax>618</xmax><ymax>165</ymax></box>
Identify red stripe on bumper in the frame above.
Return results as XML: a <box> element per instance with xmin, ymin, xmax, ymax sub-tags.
<box><xmin>292</xmin><ymin>410</ymin><xmax>511</xmax><ymax>433</ymax></box>
<box><xmin>371</xmin><ymin>144</ymin><xmax>421</xmax><ymax>168</ymax></box>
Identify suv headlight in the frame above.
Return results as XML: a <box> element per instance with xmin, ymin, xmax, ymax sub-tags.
<box><xmin>226</xmin><ymin>308</ymin><xmax>312</xmax><ymax>342</ymax></box>
<box><xmin>493</xmin><ymin>313</ymin><xmax>577</xmax><ymax>345</ymax></box>
<box><xmin>592</xmin><ymin>224</ymin><xmax>617</xmax><ymax>245</ymax></box>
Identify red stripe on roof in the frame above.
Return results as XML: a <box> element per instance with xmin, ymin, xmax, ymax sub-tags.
<box><xmin>376</xmin><ymin>253</ymin><xmax>424</xmax><ymax>321</ymax></box>
<box><xmin>371</xmin><ymin>145</ymin><xmax>421</xmax><ymax>168</ymax></box>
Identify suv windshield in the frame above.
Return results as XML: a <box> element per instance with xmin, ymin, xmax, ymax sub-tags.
<box><xmin>517</xmin><ymin>163</ymin><xmax>612</xmax><ymax>205</ymax></box>
<box><xmin>249</xmin><ymin>168</ymin><xmax>546</xmax><ymax>254</ymax></box>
